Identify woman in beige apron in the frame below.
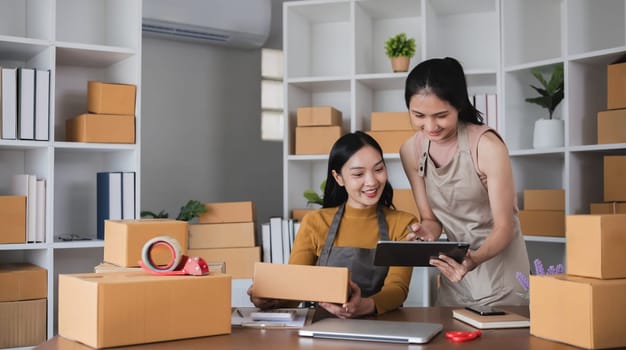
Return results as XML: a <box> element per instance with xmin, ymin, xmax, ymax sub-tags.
<box><xmin>399</xmin><ymin>57</ymin><xmax>530</xmax><ymax>306</ymax></box>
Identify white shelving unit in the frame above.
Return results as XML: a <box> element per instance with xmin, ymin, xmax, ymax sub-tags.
<box><xmin>0</xmin><ymin>0</ymin><xmax>141</xmax><ymax>346</ymax></box>
<box><xmin>283</xmin><ymin>0</ymin><xmax>626</xmax><ymax>304</ymax></box>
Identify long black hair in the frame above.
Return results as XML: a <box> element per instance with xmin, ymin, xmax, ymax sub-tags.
<box><xmin>404</xmin><ymin>57</ymin><xmax>483</xmax><ymax>125</ymax></box>
<box><xmin>323</xmin><ymin>131</ymin><xmax>394</xmax><ymax>208</ymax></box>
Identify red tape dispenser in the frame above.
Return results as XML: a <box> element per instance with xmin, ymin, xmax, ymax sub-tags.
<box><xmin>138</xmin><ymin>236</ymin><xmax>209</xmax><ymax>276</ymax></box>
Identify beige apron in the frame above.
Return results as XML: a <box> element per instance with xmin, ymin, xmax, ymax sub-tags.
<box><xmin>418</xmin><ymin>123</ymin><xmax>530</xmax><ymax>306</ymax></box>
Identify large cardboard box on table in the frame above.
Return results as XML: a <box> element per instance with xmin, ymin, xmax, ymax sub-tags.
<box><xmin>189</xmin><ymin>222</ymin><xmax>256</xmax><ymax>249</ymax></box>
<box><xmin>189</xmin><ymin>246</ymin><xmax>260</xmax><ymax>278</ymax></box>
<box><xmin>597</xmin><ymin>109</ymin><xmax>626</xmax><ymax>144</ymax></box>
<box><xmin>88</xmin><ymin>81</ymin><xmax>137</xmax><ymax>115</ymax></box>
<box><xmin>65</xmin><ymin>113</ymin><xmax>135</xmax><ymax>143</ymax></box>
<box><xmin>523</xmin><ymin>189</ymin><xmax>565</xmax><ymax>211</ymax></box>
<box><xmin>59</xmin><ymin>271</ymin><xmax>231</xmax><ymax>348</ymax></box>
<box><xmin>518</xmin><ymin>210</ymin><xmax>565</xmax><ymax>237</ymax></box>
<box><xmin>607</xmin><ymin>58</ymin><xmax>626</xmax><ymax>110</ymax></box>
<box><xmin>198</xmin><ymin>201</ymin><xmax>255</xmax><ymax>224</ymax></box>
<box><xmin>0</xmin><ymin>263</ymin><xmax>47</xmax><ymax>302</ymax></box>
<box><xmin>604</xmin><ymin>155</ymin><xmax>626</xmax><ymax>201</ymax></box>
<box><xmin>370</xmin><ymin>112</ymin><xmax>412</xmax><ymax>131</ymax></box>
<box><xmin>103</xmin><ymin>219</ymin><xmax>188</xmax><ymax>267</ymax></box>
<box><xmin>566</xmin><ymin>214</ymin><xmax>626</xmax><ymax>279</ymax></box>
<box><xmin>252</xmin><ymin>262</ymin><xmax>350</xmax><ymax>304</ymax></box>
<box><xmin>590</xmin><ymin>202</ymin><xmax>626</xmax><ymax>214</ymax></box>
<box><xmin>296</xmin><ymin>106</ymin><xmax>342</xmax><ymax>126</ymax></box>
<box><xmin>0</xmin><ymin>299</ymin><xmax>46</xmax><ymax>348</ymax></box>
<box><xmin>530</xmin><ymin>274</ymin><xmax>626</xmax><ymax>349</ymax></box>
<box><xmin>366</xmin><ymin>130</ymin><xmax>414</xmax><ymax>154</ymax></box>
<box><xmin>295</xmin><ymin>125</ymin><xmax>344</xmax><ymax>155</ymax></box>
<box><xmin>0</xmin><ymin>195</ymin><xmax>26</xmax><ymax>244</ymax></box>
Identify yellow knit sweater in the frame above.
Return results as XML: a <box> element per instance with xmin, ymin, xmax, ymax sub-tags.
<box><xmin>289</xmin><ymin>204</ymin><xmax>417</xmax><ymax>314</ymax></box>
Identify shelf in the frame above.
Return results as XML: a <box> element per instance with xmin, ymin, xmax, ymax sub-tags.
<box><xmin>523</xmin><ymin>236</ymin><xmax>565</xmax><ymax>244</ymax></box>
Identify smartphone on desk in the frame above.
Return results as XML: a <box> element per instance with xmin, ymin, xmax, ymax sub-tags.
<box><xmin>465</xmin><ymin>305</ymin><xmax>506</xmax><ymax>316</ymax></box>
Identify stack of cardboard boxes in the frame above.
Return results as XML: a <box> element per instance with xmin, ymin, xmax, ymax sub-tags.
<box><xmin>366</xmin><ymin>111</ymin><xmax>414</xmax><ymax>153</ymax></box>
<box><xmin>0</xmin><ymin>263</ymin><xmax>47</xmax><ymax>348</ymax></box>
<box><xmin>530</xmin><ymin>214</ymin><xmax>626</xmax><ymax>349</ymax></box>
<box><xmin>65</xmin><ymin>81</ymin><xmax>136</xmax><ymax>144</ymax></box>
<box><xmin>294</xmin><ymin>106</ymin><xmax>345</xmax><ymax>155</ymax></box>
<box><xmin>518</xmin><ymin>189</ymin><xmax>565</xmax><ymax>237</ymax></box>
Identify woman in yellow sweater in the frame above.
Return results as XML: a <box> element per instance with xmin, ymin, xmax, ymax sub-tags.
<box><xmin>249</xmin><ymin>131</ymin><xmax>418</xmax><ymax>317</ymax></box>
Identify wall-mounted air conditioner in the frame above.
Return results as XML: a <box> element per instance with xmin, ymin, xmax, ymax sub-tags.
<box><xmin>142</xmin><ymin>0</ymin><xmax>271</xmax><ymax>49</ymax></box>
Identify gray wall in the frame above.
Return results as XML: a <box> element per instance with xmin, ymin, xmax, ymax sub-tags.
<box><xmin>141</xmin><ymin>2</ymin><xmax>285</xmax><ymax>229</ymax></box>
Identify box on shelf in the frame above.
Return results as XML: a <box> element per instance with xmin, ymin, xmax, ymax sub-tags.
<box><xmin>0</xmin><ymin>263</ymin><xmax>47</xmax><ymax>302</ymax></box>
<box><xmin>197</xmin><ymin>201</ymin><xmax>256</xmax><ymax>224</ymax></box>
<box><xmin>103</xmin><ymin>219</ymin><xmax>188</xmax><ymax>267</ymax></box>
<box><xmin>597</xmin><ymin>109</ymin><xmax>626</xmax><ymax>144</ymax></box>
<box><xmin>189</xmin><ymin>222</ymin><xmax>256</xmax><ymax>249</ymax></box>
<box><xmin>604</xmin><ymin>155</ymin><xmax>626</xmax><ymax>202</ymax></box>
<box><xmin>58</xmin><ymin>271</ymin><xmax>231</xmax><ymax>348</ymax></box>
<box><xmin>295</xmin><ymin>126</ymin><xmax>344</xmax><ymax>155</ymax></box>
<box><xmin>0</xmin><ymin>195</ymin><xmax>26</xmax><ymax>244</ymax></box>
<box><xmin>292</xmin><ymin>208</ymin><xmax>315</xmax><ymax>221</ymax></box>
<box><xmin>252</xmin><ymin>262</ymin><xmax>350</xmax><ymax>304</ymax></box>
<box><xmin>393</xmin><ymin>189</ymin><xmax>420</xmax><ymax>221</ymax></box>
<box><xmin>87</xmin><ymin>81</ymin><xmax>137</xmax><ymax>115</ymax></box>
<box><xmin>590</xmin><ymin>202</ymin><xmax>626</xmax><ymax>214</ymax></box>
<box><xmin>370</xmin><ymin>112</ymin><xmax>413</xmax><ymax>131</ymax></box>
<box><xmin>65</xmin><ymin>113</ymin><xmax>135</xmax><ymax>144</ymax></box>
<box><xmin>566</xmin><ymin>214</ymin><xmax>626</xmax><ymax>279</ymax></box>
<box><xmin>0</xmin><ymin>299</ymin><xmax>46</xmax><ymax>348</ymax></box>
<box><xmin>607</xmin><ymin>57</ymin><xmax>626</xmax><ymax>110</ymax></box>
<box><xmin>296</xmin><ymin>106</ymin><xmax>342</xmax><ymax>127</ymax></box>
<box><xmin>518</xmin><ymin>210</ymin><xmax>565</xmax><ymax>237</ymax></box>
<box><xmin>366</xmin><ymin>130</ymin><xmax>414</xmax><ymax>154</ymax></box>
<box><xmin>523</xmin><ymin>189</ymin><xmax>565</xmax><ymax>211</ymax></box>
<box><xmin>530</xmin><ymin>274</ymin><xmax>626</xmax><ymax>349</ymax></box>
<box><xmin>188</xmin><ymin>246</ymin><xmax>260</xmax><ymax>278</ymax></box>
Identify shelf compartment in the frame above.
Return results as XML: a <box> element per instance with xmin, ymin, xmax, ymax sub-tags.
<box><xmin>0</xmin><ymin>147</ymin><xmax>51</xmax><ymax>195</ymax></box>
<box><xmin>285</xmin><ymin>1</ymin><xmax>352</xmax><ymax>79</ymax></box>
<box><xmin>511</xmin><ymin>153</ymin><xmax>564</xmax><ymax>210</ymax></box>
<box><xmin>0</xmin><ymin>0</ymin><xmax>53</xmax><ymax>41</ymax></box>
<box><xmin>425</xmin><ymin>0</ymin><xmax>499</xmax><ymax>72</ymax></box>
<box><xmin>355</xmin><ymin>76</ymin><xmax>406</xmax><ymax>131</ymax></box>
<box><xmin>355</xmin><ymin>0</ymin><xmax>421</xmax><ymax>75</ymax></box>
<box><xmin>286</xmin><ymin>158</ymin><xmax>328</xmax><ymax>212</ymax></box>
<box><xmin>567</xmin><ymin>0</ymin><xmax>625</xmax><ymax>56</ymax></box>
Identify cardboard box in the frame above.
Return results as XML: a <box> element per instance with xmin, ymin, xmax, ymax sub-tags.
<box><xmin>393</xmin><ymin>189</ymin><xmax>420</xmax><ymax>221</ymax></box>
<box><xmin>0</xmin><ymin>299</ymin><xmax>46</xmax><ymax>348</ymax></box>
<box><xmin>292</xmin><ymin>208</ymin><xmax>315</xmax><ymax>221</ymax></box>
<box><xmin>604</xmin><ymin>155</ymin><xmax>626</xmax><ymax>202</ymax></box>
<box><xmin>189</xmin><ymin>222</ymin><xmax>256</xmax><ymax>249</ymax></box>
<box><xmin>607</xmin><ymin>59</ymin><xmax>626</xmax><ymax>110</ymax></box>
<box><xmin>65</xmin><ymin>113</ymin><xmax>135</xmax><ymax>144</ymax></box>
<box><xmin>566</xmin><ymin>214</ymin><xmax>626</xmax><ymax>279</ymax></box>
<box><xmin>590</xmin><ymin>202</ymin><xmax>626</xmax><ymax>214</ymax></box>
<box><xmin>189</xmin><ymin>247</ymin><xmax>260</xmax><ymax>278</ymax></box>
<box><xmin>197</xmin><ymin>201</ymin><xmax>256</xmax><ymax>224</ymax></box>
<box><xmin>370</xmin><ymin>112</ymin><xmax>413</xmax><ymax>131</ymax></box>
<box><xmin>0</xmin><ymin>195</ymin><xmax>26</xmax><ymax>244</ymax></box>
<box><xmin>597</xmin><ymin>109</ymin><xmax>626</xmax><ymax>144</ymax></box>
<box><xmin>366</xmin><ymin>130</ymin><xmax>415</xmax><ymax>154</ymax></box>
<box><xmin>103</xmin><ymin>219</ymin><xmax>188</xmax><ymax>267</ymax></box>
<box><xmin>252</xmin><ymin>262</ymin><xmax>349</xmax><ymax>304</ymax></box>
<box><xmin>0</xmin><ymin>263</ymin><xmax>47</xmax><ymax>302</ymax></box>
<box><xmin>88</xmin><ymin>81</ymin><xmax>137</xmax><ymax>115</ymax></box>
<box><xmin>296</xmin><ymin>106</ymin><xmax>342</xmax><ymax>127</ymax></box>
<box><xmin>523</xmin><ymin>189</ymin><xmax>565</xmax><ymax>210</ymax></box>
<box><xmin>530</xmin><ymin>274</ymin><xmax>626</xmax><ymax>349</ymax></box>
<box><xmin>58</xmin><ymin>271</ymin><xmax>231</xmax><ymax>348</ymax></box>
<box><xmin>295</xmin><ymin>126</ymin><xmax>344</xmax><ymax>155</ymax></box>
<box><xmin>518</xmin><ymin>210</ymin><xmax>565</xmax><ymax>237</ymax></box>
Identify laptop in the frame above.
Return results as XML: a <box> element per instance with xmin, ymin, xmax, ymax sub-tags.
<box><xmin>298</xmin><ymin>318</ymin><xmax>442</xmax><ymax>344</ymax></box>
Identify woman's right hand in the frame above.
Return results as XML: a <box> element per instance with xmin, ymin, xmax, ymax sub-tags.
<box><xmin>405</xmin><ymin>222</ymin><xmax>438</xmax><ymax>242</ymax></box>
<box><xmin>247</xmin><ymin>284</ymin><xmax>283</xmax><ymax>310</ymax></box>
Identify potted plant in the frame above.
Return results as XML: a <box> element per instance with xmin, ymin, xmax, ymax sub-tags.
<box><xmin>141</xmin><ymin>199</ymin><xmax>207</xmax><ymax>221</ymax></box>
<box><xmin>525</xmin><ymin>65</ymin><xmax>565</xmax><ymax>149</ymax></box>
<box><xmin>384</xmin><ymin>32</ymin><xmax>416</xmax><ymax>72</ymax></box>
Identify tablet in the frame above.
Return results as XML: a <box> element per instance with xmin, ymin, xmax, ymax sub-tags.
<box><xmin>373</xmin><ymin>240</ymin><xmax>470</xmax><ymax>267</ymax></box>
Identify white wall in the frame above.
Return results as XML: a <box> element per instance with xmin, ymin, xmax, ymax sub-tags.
<box><xmin>141</xmin><ymin>37</ymin><xmax>283</xmax><ymax>230</ymax></box>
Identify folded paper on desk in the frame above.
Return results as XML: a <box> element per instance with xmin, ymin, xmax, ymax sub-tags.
<box><xmin>232</xmin><ymin>307</ymin><xmax>309</xmax><ymax>328</ymax></box>
<box><xmin>452</xmin><ymin>308</ymin><xmax>529</xmax><ymax>329</ymax></box>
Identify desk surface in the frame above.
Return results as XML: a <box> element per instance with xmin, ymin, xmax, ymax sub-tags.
<box><xmin>36</xmin><ymin>306</ymin><xmax>579</xmax><ymax>350</ymax></box>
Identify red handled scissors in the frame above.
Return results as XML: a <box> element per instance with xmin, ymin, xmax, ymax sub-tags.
<box><xmin>445</xmin><ymin>330</ymin><xmax>482</xmax><ymax>342</ymax></box>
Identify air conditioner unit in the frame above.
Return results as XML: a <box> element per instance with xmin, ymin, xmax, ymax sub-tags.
<box><xmin>142</xmin><ymin>0</ymin><xmax>271</xmax><ymax>49</ymax></box>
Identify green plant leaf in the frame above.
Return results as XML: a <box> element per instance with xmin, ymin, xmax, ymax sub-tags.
<box><xmin>303</xmin><ymin>189</ymin><xmax>323</xmax><ymax>206</ymax></box>
<box><xmin>176</xmin><ymin>199</ymin><xmax>208</xmax><ymax>221</ymax></box>
<box><xmin>384</xmin><ymin>32</ymin><xmax>416</xmax><ymax>58</ymax></box>
<box><xmin>140</xmin><ymin>210</ymin><xmax>168</xmax><ymax>219</ymax></box>
<box><xmin>525</xmin><ymin>65</ymin><xmax>564</xmax><ymax>119</ymax></box>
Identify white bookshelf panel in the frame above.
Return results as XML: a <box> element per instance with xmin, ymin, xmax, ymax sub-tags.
<box><xmin>511</xmin><ymin>153</ymin><xmax>565</xmax><ymax>208</ymax></box>
<box><xmin>0</xmin><ymin>147</ymin><xmax>51</xmax><ymax>192</ymax></box>
<box><xmin>286</xmin><ymin>159</ymin><xmax>328</xmax><ymax>213</ymax></box>
<box><xmin>0</xmin><ymin>0</ymin><xmax>52</xmax><ymax>40</ymax></box>
<box><xmin>355</xmin><ymin>77</ymin><xmax>406</xmax><ymax>131</ymax></box>
<box><xmin>502</xmin><ymin>0</ymin><xmax>563</xmax><ymax>67</ymax></box>
<box><xmin>386</xmin><ymin>160</ymin><xmax>411</xmax><ymax>189</ymax></box>
<box><xmin>567</xmin><ymin>0</ymin><xmax>625</xmax><ymax>56</ymax></box>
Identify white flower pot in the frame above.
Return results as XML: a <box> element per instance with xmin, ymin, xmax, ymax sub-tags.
<box><xmin>533</xmin><ymin>119</ymin><xmax>564</xmax><ymax>149</ymax></box>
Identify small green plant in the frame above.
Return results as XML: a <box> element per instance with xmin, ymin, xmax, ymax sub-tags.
<box><xmin>141</xmin><ymin>199</ymin><xmax>207</xmax><ymax>221</ymax></box>
<box><xmin>384</xmin><ymin>33</ymin><xmax>416</xmax><ymax>58</ymax></box>
<box><xmin>303</xmin><ymin>180</ymin><xmax>326</xmax><ymax>206</ymax></box>
<box><xmin>525</xmin><ymin>65</ymin><xmax>564</xmax><ymax>119</ymax></box>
